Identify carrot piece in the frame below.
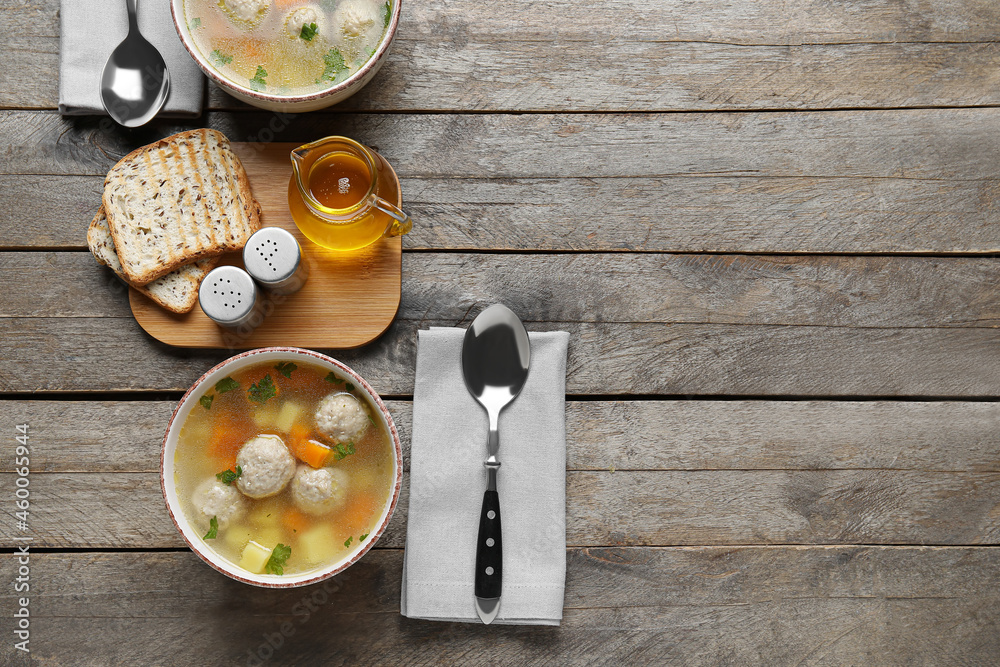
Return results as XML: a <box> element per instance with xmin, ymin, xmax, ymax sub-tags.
<box><xmin>288</xmin><ymin>427</ymin><xmax>332</xmax><ymax>468</ymax></box>
<box><xmin>289</xmin><ymin>424</ymin><xmax>311</xmax><ymax>442</ymax></box>
<box><xmin>303</xmin><ymin>440</ymin><xmax>333</xmax><ymax>468</ymax></box>
<box><xmin>282</xmin><ymin>508</ymin><xmax>310</xmax><ymax>535</ymax></box>
<box><xmin>209</xmin><ymin>415</ymin><xmax>251</xmax><ymax>470</ymax></box>
<box><xmin>339</xmin><ymin>492</ymin><xmax>378</xmax><ymax>533</ymax></box>
<box><xmin>242</xmin><ymin>39</ymin><xmax>267</xmax><ymax>68</ymax></box>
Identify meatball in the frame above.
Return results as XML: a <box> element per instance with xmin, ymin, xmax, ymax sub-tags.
<box><xmin>236</xmin><ymin>435</ymin><xmax>296</xmax><ymax>499</ymax></box>
<box><xmin>191</xmin><ymin>478</ymin><xmax>246</xmax><ymax>532</ymax></box>
<box><xmin>314</xmin><ymin>392</ymin><xmax>369</xmax><ymax>443</ymax></box>
<box><xmin>333</xmin><ymin>0</ymin><xmax>378</xmax><ymax>38</ymax></box>
<box><xmin>220</xmin><ymin>0</ymin><xmax>270</xmax><ymax>23</ymax></box>
<box><xmin>291</xmin><ymin>465</ymin><xmax>349</xmax><ymax>515</ymax></box>
<box><xmin>285</xmin><ymin>6</ymin><xmax>322</xmax><ymax>38</ymax></box>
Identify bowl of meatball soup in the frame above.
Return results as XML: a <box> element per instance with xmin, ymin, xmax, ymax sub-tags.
<box><xmin>171</xmin><ymin>0</ymin><xmax>401</xmax><ymax>112</ymax></box>
<box><xmin>161</xmin><ymin>347</ymin><xmax>402</xmax><ymax>587</ymax></box>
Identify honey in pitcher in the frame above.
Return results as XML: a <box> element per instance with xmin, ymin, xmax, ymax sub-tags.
<box><xmin>289</xmin><ymin>137</ymin><xmax>408</xmax><ymax>252</ymax></box>
<box><xmin>308</xmin><ymin>152</ymin><xmax>371</xmax><ymax>210</ymax></box>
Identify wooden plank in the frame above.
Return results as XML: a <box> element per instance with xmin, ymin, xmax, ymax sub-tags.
<box><xmin>2</xmin><ymin>548</ymin><xmax>998</xmax><ymax>665</ymax></box>
<box><xmin>5</xmin><ymin>399</ymin><xmax>1000</xmax><ymax>474</ymax></box>
<box><xmin>2</xmin><ymin>318</ymin><xmax>1000</xmax><ymax>397</ymax></box>
<box><xmin>395</xmin><ymin>0</ymin><xmax>1000</xmax><ymax>45</ymax></box>
<box><xmin>10</xmin><ymin>252</ymin><xmax>1000</xmax><ymax>328</ymax></box>
<box><xmin>8</xmin><ymin>598</ymin><xmax>994</xmax><ymax>665</ymax></box>
<box><xmin>283</xmin><ymin>41</ymin><xmax>1000</xmax><ymax>113</ymax></box>
<box><xmin>6</xmin><ymin>0</ymin><xmax>1000</xmax><ymax>112</ymax></box>
<box><xmin>6</xmin><ymin>110</ymin><xmax>1000</xmax><ymax>253</ymax></box>
<box><xmin>0</xmin><ymin>176</ymin><xmax>103</xmax><ymax>248</ymax></box>
<box><xmin>3</xmin><ymin>469</ymin><xmax>999</xmax><ymax>548</ymax></box>
<box><xmin>6</xmin><ymin>109</ymin><xmax>1000</xmax><ymax>181</ymax></box>
<box><xmin>566</xmin><ymin>400</ymin><xmax>1000</xmax><ymax>473</ymax></box>
<box><xmin>9</xmin><ymin>173</ymin><xmax>1000</xmax><ymax>253</ymax></box>
<box><xmin>9</xmin><ymin>546</ymin><xmax>999</xmax><ymax>613</ymax></box>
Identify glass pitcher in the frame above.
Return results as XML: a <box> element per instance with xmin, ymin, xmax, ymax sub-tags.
<box><xmin>288</xmin><ymin>137</ymin><xmax>412</xmax><ymax>251</ymax></box>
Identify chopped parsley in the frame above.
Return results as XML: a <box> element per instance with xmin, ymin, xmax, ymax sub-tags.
<box><xmin>216</xmin><ymin>466</ymin><xmax>243</xmax><ymax>485</ymax></box>
<box><xmin>345</xmin><ymin>383</ymin><xmax>355</xmax><ymax>392</ymax></box>
<box><xmin>321</xmin><ymin>48</ymin><xmax>348</xmax><ymax>82</ymax></box>
<box><xmin>360</xmin><ymin>532</ymin><xmax>369</xmax><ymax>541</ymax></box>
<box><xmin>189</xmin><ymin>17</ymin><xmax>202</xmax><ymax>30</ymax></box>
<box><xmin>333</xmin><ymin>441</ymin><xmax>356</xmax><ymax>461</ymax></box>
<box><xmin>204</xmin><ymin>515</ymin><xmax>218</xmax><ymax>540</ymax></box>
<box><xmin>344</xmin><ymin>536</ymin><xmax>353</xmax><ymax>548</ymax></box>
<box><xmin>324</xmin><ymin>372</ymin><xmax>340</xmax><ymax>384</ymax></box>
<box><xmin>210</xmin><ymin>49</ymin><xmax>233</xmax><ymax>67</ymax></box>
<box><xmin>299</xmin><ymin>22</ymin><xmax>319</xmax><ymax>41</ymax></box>
<box><xmin>249</xmin><ymin>65</ymin><xmax>268</xmax><ymax>92</ymax></box>
<box><xmin>382</xmin><ymin>1</ymin><xmax>391</xmax><ymax>30</ymax></box>
<box><xmin>367</xmin><ymin>413</ymin><xmax>376</xmax><ymax>426</ymax></box>
<box><xmin>275</xmin><ymin>361</ymin><xmax>297</xmax><ymax>379</ymax></box>
<box><xmin>248</xmin><ymin>374</ymin><xmax>276</xmax><ymax>404</ymax></box>
<box><xmin>199</xmin><ymin>394</ymin><xmax>214</xmax><ymax>410</ymax></box>
<box><xmin>266</xmin><ymin>544</ymin><xmax>292</xmax><ymax>575</ymax></box>
<box><xmin>215</xmin><ymin>376</ymin><xmax>239</xmax><ymax>394</ymax></box>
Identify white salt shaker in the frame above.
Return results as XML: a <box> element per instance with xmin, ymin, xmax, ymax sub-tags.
<box><xmin>242</xmin><ymin>227</ymin><xmax>309</xmax><ymax>296</ymax></box>
<box><xmin>198</xmin><ymin>265</ymin><xmax>264</xmax><ymax>329</ymax></box>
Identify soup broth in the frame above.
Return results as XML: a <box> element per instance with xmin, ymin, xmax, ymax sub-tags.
<box><xmin>174</xmin><ymin>359</ymin><xmax>394</xmax><ymax>576</ymax></box>
<box><xmin>182</xmin><ymin>0</ymin><xmax>392</xmax><ymax>96</ymax></box>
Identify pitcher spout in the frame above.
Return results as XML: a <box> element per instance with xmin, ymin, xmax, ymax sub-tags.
<box><xmin>289</xmin><ymin>146</ymin><xmax>308</xmax><ymax>181</ymax></box>
<box><xmin>290</xmin><ymin>146</ymin><xmax>308</xmax><ymax>166</ymax></box>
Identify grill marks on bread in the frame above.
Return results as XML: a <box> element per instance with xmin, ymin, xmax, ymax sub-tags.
<box><xmin>102</xmin><ymin>129</ymin><xmax>261</xmax><ymax>285</ymax></box>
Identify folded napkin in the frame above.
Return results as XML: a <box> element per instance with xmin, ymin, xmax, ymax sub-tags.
<box><xmin>402</xmin><ymin>327</ymin><xmax>570</xmax><ymax>625</ymax></box>
<box><xmin>59</xmin><ymin>0</ymin><xmax>205</xmax><ymax>117</ymax></box>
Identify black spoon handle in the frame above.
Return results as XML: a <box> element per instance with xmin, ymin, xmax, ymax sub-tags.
<box><xmin>475</xmin><ymin>486</ymin><xmax>502</xmax><ymax>599</ymax></box>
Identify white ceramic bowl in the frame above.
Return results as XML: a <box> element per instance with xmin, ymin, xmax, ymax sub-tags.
<box><xmin>170</xmin><ymin>0</ymin><xmax>401</xmax><ymax>112</ymax></box>
<box><xmin>161</xmin><ymin>347</ymin><xmax>402</xmax><ymax>587</ymax></box>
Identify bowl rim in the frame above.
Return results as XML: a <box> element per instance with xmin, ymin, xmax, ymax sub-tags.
<box><xmin>160</xmin><ymin>346</ymin><xmax>403</xmax><ymax>588</ymax></box>
<box><xmin>169</xmin><ymin>0</ymin><xmax>401</xmax><ymax>104</ymax></box>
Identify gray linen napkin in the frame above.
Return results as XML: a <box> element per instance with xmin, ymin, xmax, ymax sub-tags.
<box><xmin>401</xmin><ymin>327</ymin><xmax>569</xmax><ymax>625</ymax></box>
<box><xmin>59</xmin><ymin>0</ymin><xmax>205</xmax><ymax>116</ymax></box>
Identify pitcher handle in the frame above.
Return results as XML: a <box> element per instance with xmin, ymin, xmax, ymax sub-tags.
<box><xmin>370</xmin><ymin>195</ymin><xmax>413</xmax><ymax>238</ymax></box>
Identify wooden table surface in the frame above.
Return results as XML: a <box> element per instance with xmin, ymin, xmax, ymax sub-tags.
<box><xmin>3</xmin><ymin>0</ymin><xmax>1000</xmax><ymax>664</ymax></box>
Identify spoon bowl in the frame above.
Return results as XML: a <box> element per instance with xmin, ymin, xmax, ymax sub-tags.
<box><xmin>462</xmin><ymin>306</ymin><xmax>531</xmax><ymax>417</ymax></box>
<box><xmin>101</xmin><ymin>0</ymin><xmax>171</xmax><ymax>127</ymax></box>
<box><xmin>461</xmin><ymin>304</ymin><xmax>531</xmax><ymax>624</ymax></box>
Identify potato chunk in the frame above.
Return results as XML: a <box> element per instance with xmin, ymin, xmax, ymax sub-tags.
<box><xmin>298</xmin><ymin>524</ymin><xmax>339</xmax><ymax>565</ymax></box>
<box><xmin>240</xmin><ymin>540</ymin><xmax>273</xmax><ymax>574</ymax></box>
<box><xmin>276</xmin><ymin>401</ymin><xmax>305</xmax><ymax>433</ymax></box>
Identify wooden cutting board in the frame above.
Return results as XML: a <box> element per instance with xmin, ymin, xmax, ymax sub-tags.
<box><xmin>129</xmin><ymin>142</ymin><xmax>402</xmax><ymax>349</ymax></box>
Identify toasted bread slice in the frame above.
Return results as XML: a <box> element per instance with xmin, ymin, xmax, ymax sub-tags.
<box><xmin>102</xmin><ymin>129</ymin><xmax>261</xmax><ymax>285</ymax></box>
<box><xmin>88</xmin><ymin>207</ymin><xmax>220</xmax><ymax>314</ymax></box>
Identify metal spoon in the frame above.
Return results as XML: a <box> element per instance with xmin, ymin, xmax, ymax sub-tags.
<box><xmin>100</xmin><ymin>0</ymin><xmax>170</xmax><ymax>127</ymax></box>
<box><xmin>461</xmin><ymin>304</ymin><xmax>531</xmax><ymax>624</ymax></box>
